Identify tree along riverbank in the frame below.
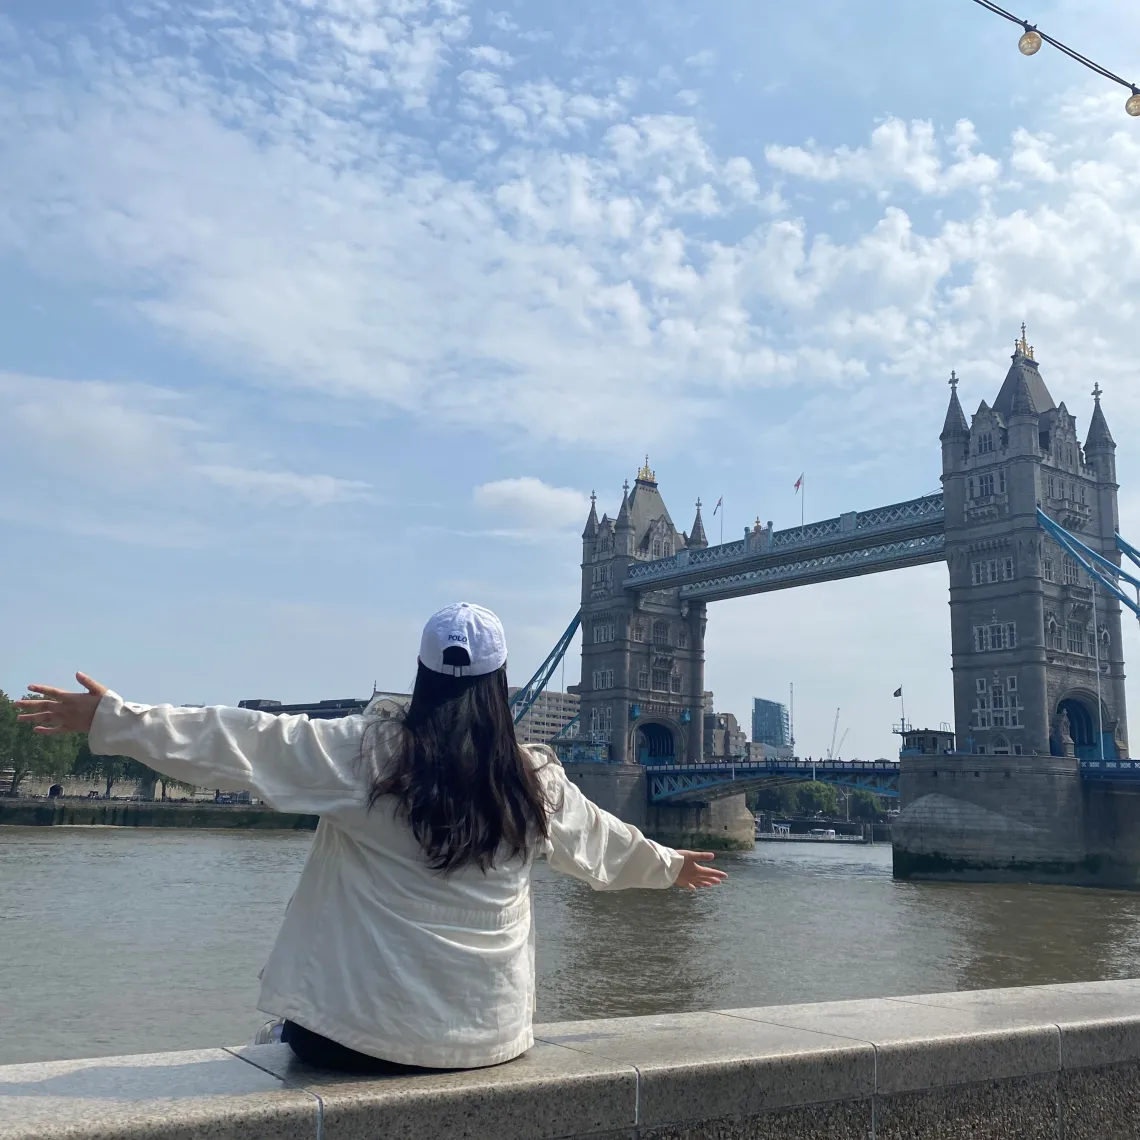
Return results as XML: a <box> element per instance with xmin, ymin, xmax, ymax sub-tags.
<box><xmin>0</xmin><ymin>799</ymin><xmax>318</xmax><ymax>830</ymax></box>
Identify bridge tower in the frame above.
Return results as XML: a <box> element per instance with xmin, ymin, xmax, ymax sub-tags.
<box><xmin>941</xmin><ymin>329</ymin><xmax>1127</xmax><ymax>760</ymax></box>
<box><xmin>579</xmin><ymin>460</ymin><xmax>707</xmax><ymax>765</ymax></box>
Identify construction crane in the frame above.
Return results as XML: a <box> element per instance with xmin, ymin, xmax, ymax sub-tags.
<box><xmin>826</xmin><ymin>708</ymin><xmax>841</xmax><ymax>760</ymax></box>
<box><xmin>835</xmin><ymin>728</ymin><xmax>849</xmax><ymax>760</ymax></box>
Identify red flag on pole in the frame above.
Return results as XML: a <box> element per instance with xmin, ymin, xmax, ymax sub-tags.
<box><xmin>794</xmin><ymin>474</ymin><xmax>803</xmax><ymax>492</ymax></box>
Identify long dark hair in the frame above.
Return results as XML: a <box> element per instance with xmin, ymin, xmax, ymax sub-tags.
<box><xmin>367</xmin><ymin>648</ymin><xmax>552</xmax><ymax>872</ymax></box>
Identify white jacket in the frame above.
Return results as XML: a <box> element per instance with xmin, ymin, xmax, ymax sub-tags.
<box><xmin>90</xmin><ymin>693</ymin><xmax>683</xmax><ymax>1068</ymax></box>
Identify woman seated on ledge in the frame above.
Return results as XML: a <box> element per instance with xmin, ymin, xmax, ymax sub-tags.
<box><xmin>16</xmin><ymin>603</ymin><xmax>725</xmax><ymax>1074</ymax></box>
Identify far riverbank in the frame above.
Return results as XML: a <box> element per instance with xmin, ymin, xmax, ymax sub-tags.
<box><xmin>0</xmin><ymin>799</ymin><xmax>317</xmax><ymax>830</ymax></box>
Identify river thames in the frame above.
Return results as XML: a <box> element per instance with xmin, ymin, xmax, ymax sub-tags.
<box><xmin>4</xmin><ymin>826</ymin><xmax>1140</xmax><ymax>1065</ymax></box>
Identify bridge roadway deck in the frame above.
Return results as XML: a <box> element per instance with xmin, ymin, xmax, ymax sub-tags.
<box><xmin>646</xmin><ymin>758</ymin><xmax>901</xmax><ymax>803</ymax></box>
<box><xmin>624</xmin><ymin>492</ymin><xmax>946</xmax><ymax>601</ymax></box>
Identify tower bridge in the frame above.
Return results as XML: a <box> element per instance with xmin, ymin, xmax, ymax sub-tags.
<box><xmin>509</xmin><ymin>329</ymin><xmax>1140</xmax><ymax>867</ymax></box>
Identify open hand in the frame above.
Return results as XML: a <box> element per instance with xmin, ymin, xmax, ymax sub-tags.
<box><xmin>673</xmin><ymin>850</ymin><xmax>728</xmax><ymax>890</ymax></box>
<box><xmin>15</xmin><ymin>673</ymin><xmax>108</xmax><ymax>735</ymax></box>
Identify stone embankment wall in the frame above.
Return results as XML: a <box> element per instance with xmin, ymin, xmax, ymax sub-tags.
<box><xmin>894</xmin><ymin>754</ymin><xmax>1140</xmax><ymax>887</ymax></box>
<box><xmin>5</xmin><ymin>980</ymin><xmax>1140</xmax><ymax>1140</ymax></box>
<box><xmin>563</xmin><ymin>763</ymin><xmax>754</xmax><ymax>850</ymax></box>
<box><xmin>0</xmin><ymin>800</ymin><xmax>317</xmax><ymax>831</ymax></box>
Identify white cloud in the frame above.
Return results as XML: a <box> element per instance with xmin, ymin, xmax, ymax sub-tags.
<box><xmin>198</xmin><ymin>465</ymin><xmax>371</xmax><ymax>506</ymax></box>
<box><xmin>0</xmin><ymin>372</ymin><xmax>368</xmax><ymax>543</ymax></box>
<box><xmin>2</xmin><ymin>5</ymin><xmax>1140</xmax><ymax>481</ymax></box>
<box><xmin>473</xmin><ymin>477</ymin><xmax>590</xmax><ymax>529</ymax></box>
<box><xmin>469</xmin><ymin>44</ymin><xmax>514</xmax><ymax>67</ymax></box>
<box><xmin>765</xmin><ymin>117</ymin><xmax>1001</xmax><ymax>195</ymax></box>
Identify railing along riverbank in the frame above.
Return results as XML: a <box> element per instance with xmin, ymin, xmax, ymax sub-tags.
<box><xmin>4</xmin><ymin>980</ymin><xmax>1140</xmax><ymax>1140</ymax></box>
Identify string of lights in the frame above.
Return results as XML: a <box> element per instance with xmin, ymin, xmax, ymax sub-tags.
<box><xmin>969</xmin><ymin>0</ymin><xmax>1140</xmax><ymax>117</ymax></box>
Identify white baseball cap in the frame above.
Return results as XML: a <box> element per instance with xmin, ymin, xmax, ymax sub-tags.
<box><xmin>419</xmin><ymin>602</ymin><xmax>508</xmax><ymax>677</ymax></box>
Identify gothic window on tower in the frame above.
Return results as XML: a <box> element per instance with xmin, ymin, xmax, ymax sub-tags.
<box><xmin>971</xmin><ymin>558</ymin><xmax>1015</xmax><ymax>585</ymax></box>
<box><xmin>1043</xmin><ymin>557</ymin><xmax>1056</xmax><ymax>583</ymax></box>
<box><xmin>1063</xmin><ymin>557</ymin><xmax>1080</xmax><ymax>586</ymax></box>
<box><xmin>677</xmin><ymin>628</ymin><xmax>688</xmax><ymax>649</ymax></box>
<box><xmin>591</xmin><ymin>669</ymin><xmax>614</xmax><ymax>690</ymax></box>
<box><xmin>589</xmin><ymin>706</ymin><xmax>612</xmax><ymax>739</ymax></box>
<box><xmin>973</xmin><ymin>623</ymin><xmax>1017</xmax><ymax>652</ymax></box>
<box><xmin>652</xmin><ymin>620</ymin><xmax>669</xmax><ymax>645</ymax></box>
<box><xmin>998</xmin><ymin>469</ymin><xmax>1007</xmax><ymax>494</ymax></box>
<box><xmin>593</xmin><ymin>622</ymin><xmax>616</xmax><ymax>644</ymax></box>
<box><xmin>591</xmin><ymin>565</ymin><xmax>612</xmax><ymax>592</ymax></box>
<box><xmin>669</xmin><ymin>674</ymin><xmax>682</xmax><ymax>694</ymax></box>
<box><xmin>978</xmin><ymin>432</ymin><xmax>994</xmax><ymax>455</ymax></box>
<box><xmin>651</xmin><ymin>668</ymin><xmax>669</xmax><ymax>691</ymax></box>
<box><xmin>1066</xmin><ymin>622</ymin><xmax>1086</xmax><ymax>655</ymax></box>
<box><xmin>975</xmin><ymin>686</ymin><xmax>989</xmax><ymax>728</ymax></box>
<box><xmin>1046</xmin><ymin>615</ymin><xmax>1064</xmax><ymax>651</ymax></box>
<box><xmin>989</xmin><ymin>681</ymin><xmax>1021</xmax><ymax>728</ymax></box>
<box><xmin>632</xmin><ymin>623</ymin><xmax>644</xmax><ymax>643</ymax></box>
<box><xmin>978</xmin><ymin>473</ymin><xmax>995</xmax><ymax>497</ymax></box>
<box><xmin>637</xmin><ymin>669</ymin><xmax>649</xmax><ymax>690</ymax></box>
<box><xmin>663</xmin><ymin>542</ymin><xmax>672</xmax><ymax>557</ymax></box>
<box><xmin>652</xmin><ymin>540</ymin><xmax>662</xmax><ymax>558</ymax></box>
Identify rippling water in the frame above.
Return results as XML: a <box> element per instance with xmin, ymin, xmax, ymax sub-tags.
<box><xmin>3</xmin><ymin>827</ymin><xmax>1140</xmax><ymax>1065</ymax></box>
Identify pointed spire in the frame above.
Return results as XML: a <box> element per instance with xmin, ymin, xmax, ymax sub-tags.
<box><xmin>688</xmin><ymin>498</ymin><xmax>708</xmax><ymax>549</ymax></box>
<box><xmin>1015</xmin><ymin>322</ymin><xmax>1036</xmax><ymax>361</ymax></box>
<box><xmin>941</xmin><ymin>370</ymin><xmax>969</xmax><ymax>439</ymax></box>
<box><xmin>1009</xmin><ymin>368</ymin><xmax>1039</xmax><ymax>417</ymax></box>
<box><xmin>582</xmin><ymin>490</ymin><xmax>599</xmax><ymax>539</ymax></box>
<box><xmin>1085</xmin><ymin>382</ymin><xmax>1116</xmax><ymax>452</ymax></box>
<box><xmin>615</xmin><ymin>480</ymin><xmax>633</xmax><ymax>531</ymax></box>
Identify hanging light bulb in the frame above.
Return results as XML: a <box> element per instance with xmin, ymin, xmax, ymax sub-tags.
<box><xmin>1018</xmin><ymin>24</ymin><xmax>1043</xmax><ymax>56</ymax></box>
<box><xmin>1127</xmin><ymin>89</ymin><xmax>1140</xmax><ymax>117</ymax></box>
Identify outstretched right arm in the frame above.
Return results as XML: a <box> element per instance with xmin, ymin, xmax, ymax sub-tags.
<box><xmin>532</xmin><ymin>747</ymin><xmax>726</xmax><ymax>891</ymax></box>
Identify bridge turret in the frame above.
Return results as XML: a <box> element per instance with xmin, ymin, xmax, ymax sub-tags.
<box><xmin>689</xmin><ymin>499</ymin><xmax>708</xmax><ymax>549</ymax></box>
<box><xmin>614</xmin><ymin>481</ymin><xmax>634</xmax><ymax>556</ymax></box>
<box><xmin>940</xmin><ymin>371</ymin><xmax>970</xmax><ymax>475</ymax></box>
<box><xmin>944</xmin><ymin>329</ymin><xmax>1128</xmax><ymax>762</ymax></box>
<box><xmin>1085</xmin><ymin>384</ymin><xmax>1117</xmax><ymax>488</ymax></box>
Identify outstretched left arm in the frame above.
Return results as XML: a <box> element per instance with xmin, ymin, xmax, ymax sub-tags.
<box><xmin>16</xmin><ymin>674</ymin><xmax>369</xmax><ymax>816</ymax></box>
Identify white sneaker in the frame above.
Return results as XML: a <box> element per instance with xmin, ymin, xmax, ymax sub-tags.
<box><xmin>252</xmin><ymin>1019</ymin><xmax>285</xmax><ymax>1045</ymax></box>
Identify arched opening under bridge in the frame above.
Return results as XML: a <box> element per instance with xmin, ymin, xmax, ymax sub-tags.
<box><xmin>1056</xmin><ymin>695</ymin><xmax>1104</xmax><ymax>761</ymax></box>
<box><xmin>637</xmin><ymin>722</ymin><xmax>676</xmax><ymax>766</ymax></box>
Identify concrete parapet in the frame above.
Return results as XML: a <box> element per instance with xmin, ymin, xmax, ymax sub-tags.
<box><xmin>8</xmin><ymin>980</ymin><xmax>1140</xmax><ymax>1139</ymax></box>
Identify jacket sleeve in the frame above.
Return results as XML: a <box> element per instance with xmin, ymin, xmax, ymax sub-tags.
<box><xmin>88</xmin><ymin>691</ymin><xmax>370</xmax><ymax>816</ymax></box>
<box><xmin>530</xmin><ymin>747</ymin><xmax>683</xmax><ymax>890</ymax></box>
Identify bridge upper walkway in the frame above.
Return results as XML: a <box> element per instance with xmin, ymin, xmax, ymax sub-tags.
<box><xmin>624</xmin><ymin>492</ymin><xmax>946</xmax><ymax>600</ymax></box>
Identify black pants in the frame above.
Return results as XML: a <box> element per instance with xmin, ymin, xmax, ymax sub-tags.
<box><xmin>281</xmin><ymin>1020</ymin><xmax>421</xmax><ymax>1074</ymax></box>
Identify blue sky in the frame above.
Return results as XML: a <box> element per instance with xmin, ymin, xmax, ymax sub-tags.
<box><xmin>3</xmin><ymin>0</ymin><xmax>1140</xmax><ymax>760</ymax></box>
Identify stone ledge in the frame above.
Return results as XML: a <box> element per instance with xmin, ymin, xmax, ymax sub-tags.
<box><xmin>5</xmin><ymin>981</ymin><xmax>1140</xmax><ymax>1140</ymax></box>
